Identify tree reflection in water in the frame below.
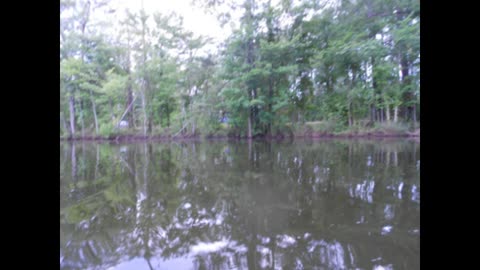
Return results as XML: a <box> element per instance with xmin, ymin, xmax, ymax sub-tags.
<box><xmin>60</xmin><ymin>139</ymin><xmax>419</xmax><ymax>270</ymax></box>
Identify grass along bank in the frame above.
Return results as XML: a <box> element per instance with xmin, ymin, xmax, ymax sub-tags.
<box><xmin>61</xmin><ymin>121</ymin><xmax>419</xmax><ymax>141</ymax></box>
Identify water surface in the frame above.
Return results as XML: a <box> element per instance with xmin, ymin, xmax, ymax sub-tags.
<box><xmin>60</xmin><ymin>139</ymin><xmax>420</xmax><ymax>270</ymax></box>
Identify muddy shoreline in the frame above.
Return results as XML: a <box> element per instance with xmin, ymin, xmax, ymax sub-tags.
<box><xmin>61</xmin><ymin>131</ymin><xmax>419</xmax><ymax>142</ymax></box>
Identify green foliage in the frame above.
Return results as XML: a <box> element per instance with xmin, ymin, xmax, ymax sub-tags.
<box><xmin>60</xmin><ymin>0</ymin><xmax>419</xmax><ymax>138</ymax></box>
<box><xmin>306</xmin><ymin>121</ymin><xmax>341</xmax><ymax>133</ymax></box>
<box><xmin>372</xmin><ymin>122</ymin><xmax>410</xmax><ymax>134</ymax></box>
<box><xmin>99</xmin><ymin>122</ymin><xmax>115</xmax><ymax>136</ymax></box>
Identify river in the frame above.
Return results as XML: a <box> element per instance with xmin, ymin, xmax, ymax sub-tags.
<box><xmin>60</xmin><ymin>139</ymin><xmax>420</xmax><ymax>270</ymax></box>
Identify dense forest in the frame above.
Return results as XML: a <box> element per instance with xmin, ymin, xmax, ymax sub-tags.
<box><xmin>60</xmin><ymin>0</ymin><xmax>419</xmax><ymax>139</ymax></box>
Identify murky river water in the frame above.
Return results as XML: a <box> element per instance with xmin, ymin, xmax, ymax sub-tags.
<box><xmin>60</xmin><ymin>139</ymin><xmax>419</xmax><ymax>270</ymax></box>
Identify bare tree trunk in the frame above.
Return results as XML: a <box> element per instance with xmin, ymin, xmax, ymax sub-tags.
<box><xmin>126</xmin><ymin>24</ymin><xmax>134</xmax><ymax>129</ymax></box>
<box><xmin>245</xmin><ymin>1</ymin><xmax>255</xmax><ymax>139</ymax></box>
<box><xmin>61</xmin><ymin>112</ymin><xmax>68</xmax><ymax>135</ymax></box>
<box><xmin>90</xmin><ymin>90</ymin><xmax>99</xmax><ymax>135</ymax></box>
<box><xmin>348</xmin><ymin>143</ymin><xmax>353</xmax><ymax>166</ymax></box>
<box><xmin>181</xmin><ymin>105</ymin><xmax>186</xmax><ymax>135</ymax></box>
<box><xmin>118</xmin><ymin>95</ymin><xmax>138</xmax><ymax>127</ymax></box>
<box><xmin>248</xmin><ymin>137</ymin><xmax>252</xmax><ymax>161</ymax></box>
<box><xmin>141</xmin><ymin>8</ymin><xmax>148</xmax><ymax>137</ymax></box>
<box><xmin>141</xmin><ymin>90</ymin><xmax>147</xmax><ymax>136</ymax></box>
<box><xmin>71</xmin><ymin>144</ymin><xmax>77</xmax><ymax>182</ymax></box>
<box><xmin>394</xmin><ymin>106</ymin><xmax>399</xmax><ymax>123</ymax></box>
<box><xmin>109</xmin><ymin>98</ymin><xmax>115</xmax><ymax>121</ymax></box>
<box><xmin>189</xmin><ymin>102</ymin><xmax>195</xmax><ymax>135</ymax></box>
<box><xmin>371</xmin><ymin>57</ymin><xmax>378</xmax><ymax>123</ymax></box>
<box><xmin>80</xmin><ymin>100</ymin><xmax>85</xmax><ymax>137</ymax></box>
<box><xmin>386</xmin><ymin>103</ymin><xmax>391</xmax><ymax>123</ymax></box>
<box><xmin>147</xmin><ymin>109</ymin><xmax>153</xmax><ymax>134</ymax></box>
<box><xmin>412</xmin><ymin>103</ymin><xmax>417</xmax><ymax>127</ymax></box>
<box><xmin>79</xmin><ymin>3</ymin><xmax>89</xmax><ymax>136</ymax></box>
<box><xmin>95</xmin><ymin>144</ymin><xmax>99</xmax><ymax>180</ymax></box>
<box><xmin>348</xmin><ymin>104</ymin><xmax>352</xmax><ymax>127</ymax></box>
<box><xmin>127</xmin><ymin>77</ymin><xmax>134</xmax><ymax>128</ymax></box>
<box><xmin>400</xmin><ymin>54</ymin><xmax>412</xmax><ymax>123</ymax></box>
<box><xmin>370</xmin><ymin>104</ymin><xmax>376</xmax><ymax>123</ymax></box>
<box><xmin>267</xmin><ymin>77</ymin><xmax>273</xmax><ymax>135</ymax></box>
<box><xmin>82</xmin><ymin>142</ymin><xmax>86</xmax><ymax>179</ymax></box>
<box><xmin>166</xmin><ymin>104</ymin><xmax>170</xmax><ymax>128</ymax></box>
<box><xmin>69</xmin><ymin>94</ymin><xmax>76</xmax><ymax>136</ymax></box>
<box><xmin>61</xmin><ymin>142</ymin><xmax>68</xmax><ymax>176</ymax></box>
<box><xmin>247</xmin><ymin>111</ymin><xmax>252</xmax><ymax>139</ymax></box>
<box><xmin>143</xmin><ymin>143</ymin><xmax>149</xmax><ymax>195</ymax></box>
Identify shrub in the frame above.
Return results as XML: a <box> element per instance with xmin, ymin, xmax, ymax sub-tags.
<box><xmin>99</xmin><ymin>122</ymin><xmax>116</xmax><ymax>137</ymax></box>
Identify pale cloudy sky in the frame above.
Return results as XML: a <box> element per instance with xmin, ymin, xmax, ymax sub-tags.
<box><xmin>110</xmin><ymin>0</ymin><xmax>231</xmax><ymax>48</ymax></box>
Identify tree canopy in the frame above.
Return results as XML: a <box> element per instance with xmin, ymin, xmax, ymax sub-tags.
<box><xmin>60</xmin><ymin>0</ymin><xmax>420</xmax><ymax>138</ymax></box>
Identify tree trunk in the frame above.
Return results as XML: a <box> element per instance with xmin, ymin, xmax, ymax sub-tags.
<box><xmin>109</xmin><ymin>98</ymin><xmax>115</xmax><ymax>121</ymax></box>
<box><xmin>71</xmin><ymin>144</ymin><xmax>77</xmax><ymax>182</ymax></box>
<box><xmin>141</xmin><ymin>10</ymin><xmax>148</xmax><ymax>137</ymax></box>
<box><xmin>81</xmin><ymin>142</ymin><xmax>86</xmax><ymax>180</ymax></box>
<box><xmin>267</xmin><ymin>77</ymin><xmax>273</xmax><ymax>135</ymax></box>
<box><xmin>400</xmin><ymin>55</ymin><xmax>412</xmax><ymax>122</ymax></box>
<box><xmin>371</xmin><ymin>57</ymin><xmax>378</xmax><ymax>123</ymax></box>
<box><xmin>166</xmin><ymin>104</ymin><xmax>170</xmax><ymax>128</ymax></box>
<box><xmin>147</xmin><ymin>110</ymin><xmax>153</xmax><ymax>134</ymax></box>
<box><xmin>79</xmin><ymin>3</ymin><xmax>89</xmax><ymax>136</ymax></box>
<box><xmin>90</xmin><ymin>90</ymin><xmax>99</xmax><ymax>135</ymax></box>
<box><xmin>126</xmin><ymin>25</ymin><xmax>134</xmax><ymax>129</ymax></box>
<box><xmin>95</xmin><ymin>144</ymin><xmax>99</xmax><ymax>181</ymax></box>
<box><xmin>349</xmin><ymin>68</ymin><xmax>356</xmax><ymax>127</ymax></box>
<box><xmin>247</xmin><ymin>111</ymin><xmax>252</xmax><ymax>139</ymax></box>
<box><xmin>141</xmin><ymin>90</ymin><xmax>147</xmax><ymax>136</ymax></box>
<box><xmin>127</xmin><ymin>77</ymin><xmax>134</xmax><ymax>128</ymax></box>
<box><xmin>394</xmin><ymin>106</ymin><xmax>399</xmax><ymax>123</ymax></box>
<box><xmin>412</xmin><ymin>103</ymin><xmax>417</xmax><ymax>126</ymax></box>
<box><xmin>181</xmin><ymin>105</ymin><xmax>186</xmax><ymax>135</ymax></box>
<box><xmin>248</xmin><ymin>137</ymin><xmax>252</xmax><ymax>161</ymax></box>
<box><xmin>61</xmin><ymin>112</ymin><xmax>68</xmax><ymax>136</ymax></box>
<box><xmin>69</xmin><ymin>94</ymin><xmax>76</xmax><ymax>136</ymax></box>
<box><xmin>80</xmin><ymin>100</ymin><xmax>85</xmax><ymax>137</ymax></box>
<box><xmin>370</xmin><ymin>105</ymin><xmax>376</xmax><ymax>122</ymax></box>
<box><xmin>252</xmin><ymin>88</ymin><xmax>259</xmax><ymax>130</ymax></box>
<box><xmin>244</xmin><ymin>1</ymin><xmax>255</xmax><ymax>139</ymax></box>
<box><xmin>348</xmin><ymin>102</ymin><xmax>353</xmax><ymax>127</ymax></box>
<box><xmin>386</xmin><ymin>103</ymin><xmax>391</xmax><ymax>122</ymax></box>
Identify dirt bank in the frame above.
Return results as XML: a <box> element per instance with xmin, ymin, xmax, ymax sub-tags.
<box><xmin>61</xmin><ymin>129</ymin><xmax>419</xmax><ymax>142</ymax></box>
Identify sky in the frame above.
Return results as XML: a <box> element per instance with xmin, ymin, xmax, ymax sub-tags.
<box><xmin>65</xmin><ymin>0</ymin><xmax>313</xmax><ymax>54</ymax></box>
<box><xmin>109</xmin><ymin>0</ymin><xmax>232</xmax><ymax>50</ymax></box>
<box><xmin>63</xmin><ymin>0</ymin><xmax>315</xmax><ymax>56</ymax></box>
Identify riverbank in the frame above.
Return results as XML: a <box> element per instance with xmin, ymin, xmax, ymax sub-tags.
<box><xmin>60</xmin><ymin>128</ymin><xmax>420</xmax><ymax>142</ymax></box>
